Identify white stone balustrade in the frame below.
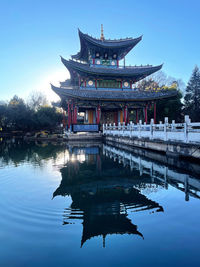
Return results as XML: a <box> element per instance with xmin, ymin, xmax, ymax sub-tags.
<box><xmin>103</xmin><ymin>115</ymin><xmax>200</xmax><ymax>144</ymax></box>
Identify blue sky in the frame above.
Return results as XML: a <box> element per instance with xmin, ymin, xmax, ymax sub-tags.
<box><xmin>0</xmin><ymin>0</ymin><xmax>200</xmax><ymax>101</ymax></box>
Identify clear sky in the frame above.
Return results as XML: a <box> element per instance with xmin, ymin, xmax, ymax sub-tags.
<box><xmin>0</xmin><ymin>0</ymin><xmax>200</xmax><ymax>101</ymax></box>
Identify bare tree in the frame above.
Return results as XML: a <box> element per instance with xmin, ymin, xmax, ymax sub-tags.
<box><xmin>136</xmin><ymin>71</ymin><xmax>185</xmax><ymax>92</ymax></box>
<box><xmin>27</xmin><ymin>91</ymin><xmax>49</xmax><ymax>111</ymax></box>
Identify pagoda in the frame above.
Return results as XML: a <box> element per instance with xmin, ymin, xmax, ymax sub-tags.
<box><xmin>51</xmin><ymin>26</ymin><xmax>177</xmax><ymax>131</ymax></box>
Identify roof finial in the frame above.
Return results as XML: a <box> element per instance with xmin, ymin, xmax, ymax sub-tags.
<box><xmin>100</xmin><ymin>24</ymin><xmax>105</xmax><ymax>41</ymax></box>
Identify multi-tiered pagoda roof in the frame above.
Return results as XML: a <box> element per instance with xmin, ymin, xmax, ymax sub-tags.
<box><xmin>51</xmin><ymin>27</ymin><xmax>176</xmax><ymax>101</ymax></box>
<box><xmin>51</xmin><ymin>27</ymin><xmax>177</xmax><ymax>128</ymax></box>
<box><xmin>72</xmin><ymin>29</ymin><xmax>142</xmax><ymax>61</ymax></box>
<box><xmin>61</xmin><ymin>57</ymin><xmax>162</xmax><ymax>81</ymax></box>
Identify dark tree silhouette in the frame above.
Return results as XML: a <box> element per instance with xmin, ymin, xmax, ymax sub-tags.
<box><xmin>184</xmin><ymin>66</ymin><xmax>200</xmax><ymax>121</ymax></box>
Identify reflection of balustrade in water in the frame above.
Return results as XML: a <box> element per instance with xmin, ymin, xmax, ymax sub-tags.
<box><xmin>103</xmin><ymin>115</ymin><xmax>200</xmax><ymax>144</ymax></box>
<box><xmin>103</xmin><ymin>144</ymin><xmax>200</xmax><ymax>201</ymax></box>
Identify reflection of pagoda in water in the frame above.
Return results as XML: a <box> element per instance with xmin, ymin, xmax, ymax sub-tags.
<box><xmin>53</xmin><ymin>146</ymin><xmax>164</xmax><ymax>247</ymax></box>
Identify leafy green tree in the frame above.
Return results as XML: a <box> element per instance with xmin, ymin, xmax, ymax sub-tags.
<box><xmin>0</xmin><ymin>103</ymin><xmax>7</xmax><ymax>129</ymax></box>
<box><xmin>153</xmin><ymin>91</ymin><xmax>183</xmax><ymax>122</ymax></box>
<box><xmin>184</xmin><ymin>66</ymin><xmax>200</xmax><ymax>121</ymax></box>
<box><xmin>6</xmin><ymin>95</ymin><xmax>33</xmax><ymax>131</ymax></box>
<box><xmin>34</xmin><ymin>106</ymin><xmax>62</xmax><ymax>129</ymax></box>
<box><xmin>0</xmin><ymin>94</ymin><xmax>62</xmax><ymax>133</ymax></box>
<box><xmin>137</xmin><ymin>78</ymin><xmax>183</xmax><ymax>122</ymax></box>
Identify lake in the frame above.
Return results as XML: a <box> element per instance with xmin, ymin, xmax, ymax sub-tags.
<box><xmin>0</xmin><ymin>139</ymin><xmax>200</xmax><ymax>267</ymax></box>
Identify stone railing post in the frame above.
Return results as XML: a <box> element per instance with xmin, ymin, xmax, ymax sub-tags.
<box><xmin>122</xmin><ymin>122</ymin><xmax>125</xmax><ymax>137</ymax></box>
<box><xmin>113</xmin><ymin>123</ymin><xmax>116</xmax><ymax>136</ymax></box>
<box><xmin>150</xmin><ymin>118</ymin><xmax>154</xmax><ymax>139</ymax></box>
<box><xmin>184</xmin><ymin>115</ymin><xmax>189</xmax><ymax>143</ymax></box>
<box><xmin>172</xmin><ymin>120</ymin><xmax>175</xmax><ymax>131</ymax></box>
<box><xmin>109</xmin><ymin>123</ymin><xmax>112</xmax><ymax>135</ymax></box>
<box><xmin>118</xmin><ymin>122</ymin><xmax>121</xmax><ymax>137</ymax></box>
<box><xmin>130</xmin><ymin>121</ymin><xmax>132</xmax><ymax>138</ymax></box>
<box><xmin>139</xmin><ymin>120</ymin><xmax>142</xmax><ymax>138</ymax></box>
<box><xmin>164</xmin><ymin>117</ymin><xmax>168</xmax><ymax>141</ymax></box>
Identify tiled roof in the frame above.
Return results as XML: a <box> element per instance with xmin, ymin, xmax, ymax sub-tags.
<box><xmin>71</xmin><ymin>29</ymin><xmax>142</xmax><ymax>61</ymax></box>
<box><xmin>78</xmin><ymin>29</ymin><xmax>142</xmax><ymax>48</ymax></box>
<box><xmin>61</xmin><ymin>58</ymin><xmax>163</xmax><ymax>81</ymax></box>
<box><xmin>51</xmin><ymin>85</ymin><xmax>177</xmax><ymax>101</ymax></box>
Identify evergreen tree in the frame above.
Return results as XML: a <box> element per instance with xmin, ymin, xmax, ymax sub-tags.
<box><xmin>184</xmin><ymin>66</ymin><xmax>200</xmax><ymax>121</ymax></box>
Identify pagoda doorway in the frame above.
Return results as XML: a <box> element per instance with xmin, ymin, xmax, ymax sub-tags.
<box><xmin>101</xmin><ymin>110</ymin><xmax>123</xmax><ymax>125</ymax></box>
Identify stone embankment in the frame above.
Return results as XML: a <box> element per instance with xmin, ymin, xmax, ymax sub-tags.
<box><xmin>103</xmin><ymin>116</ymin><xmax>200</xmax><ymax>160</ymax></box>
<box><xmin>104</xmin><ymin>135</ymin><xmax>200</xmax><ymax>160</ymax></box>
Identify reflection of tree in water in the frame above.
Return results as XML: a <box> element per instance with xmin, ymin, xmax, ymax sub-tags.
<box><xmin>54</xmin><ymin>153</ymin><xmax>164</xmax><ymax>247</ymax></box>
<box><xmin>0</xmin><ymin>139</ymin><xmax>65</xmax><ymax>167</ymax></box>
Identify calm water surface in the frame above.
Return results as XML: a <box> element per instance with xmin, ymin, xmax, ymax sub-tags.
<box><xmin>0</xmin><ymin>139</ymin><xmax>200</xmax><ymax>267</ymax></box>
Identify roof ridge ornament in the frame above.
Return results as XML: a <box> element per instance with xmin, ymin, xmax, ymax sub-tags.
<box><xmin>100</xmin><ymin>24</ymin><xmax>105</xmax><ymax>41</ymax></box>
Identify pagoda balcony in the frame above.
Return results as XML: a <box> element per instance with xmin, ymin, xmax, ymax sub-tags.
<box><xmin>91</xmin><ymin>63</ymin><xmax>154</xmax><ymax>69</ymax></box>
<box><xmin>76</xmin><ymin>59</ymin><xmax>154</xmax><ymax>69</ymax></box>
<box><xmin>61</xmin><ymin>58</ymin><xmax>162</xmax><ymax>82</ymax></box>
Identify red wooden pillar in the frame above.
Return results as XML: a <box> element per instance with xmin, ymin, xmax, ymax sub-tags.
<box><xmin>96</xmin><ymin>105</ymin><xmax>101</xmax><ymax>124</ymax></box>
<box><xmin>154</xmin><ymin>102</ymin><xmax>156</xmax><ymax>124</ymax></box>
<box><xmin>68</xmin><ymin>102</ymin><xmax>71</xmax><ymax>129</ymax></box>
<box><xmin>117</xmin><ymin>60</ymin><xmax>119</xmax><ymax>67</ymax></box>
<box><xmin>123</xmin><ymin>105</ymin><xmax>127</xmax><ymax>124</ymax></box>
<box><xmin>145</xmin><ymin>104</ymin><xmax>148</xmax><ymax>124</ymax></box>
<box><xmin>95</xmin><ymin>79</ymin><xmax>97</xmax><ymax>89</ymax></box>
<box><xmin>120</xmin><ymin>80</ymin><xmax>122</xmax><ymax>89</ymax></box>
<box><xmin>127</xmin><ymin>110</ymin><xmax>129</xmax><ymax>124</ymax></box>
<box><xmin>74</xmin><ymin>106</ymin><xmax>77</xmax><ymax>124</ymax></box>
<box><xmin>71</xmin><ymin>103</ymin><xmax>74</xmax><ymax>124</ymax></box>
<box><xmin>136</xmin><ymin>109</ymin><xmax>138</xmax><ymax>124</ymax></box>
<box><xmin>62</xmin><ymin>110</ymin><xmax>66</xmax><ymax>129</ymax></box>
<box><xmin>92</xmin><ymin>58</ymin><xmax>95</xmax><ymax>65</ymax></box>
<box><xmin>114</xmin><ymin>111</ymin><xmax>118</xmax><ymax>125</ymax></box>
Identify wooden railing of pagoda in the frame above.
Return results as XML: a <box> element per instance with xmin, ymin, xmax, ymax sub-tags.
<box><xmin>91</xmin><ymin>63</ymin><xmax>153</xmax><ymax>69</ymax></box>
<box><xmin>76</xmin><ymin>60</ymin><xmax>153</xmax><ymax>69</ymax></box>
<box><xmin>103</xmin><ymin>116</ymin><xmax>200</xmax><ymax>144</ymax></box>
